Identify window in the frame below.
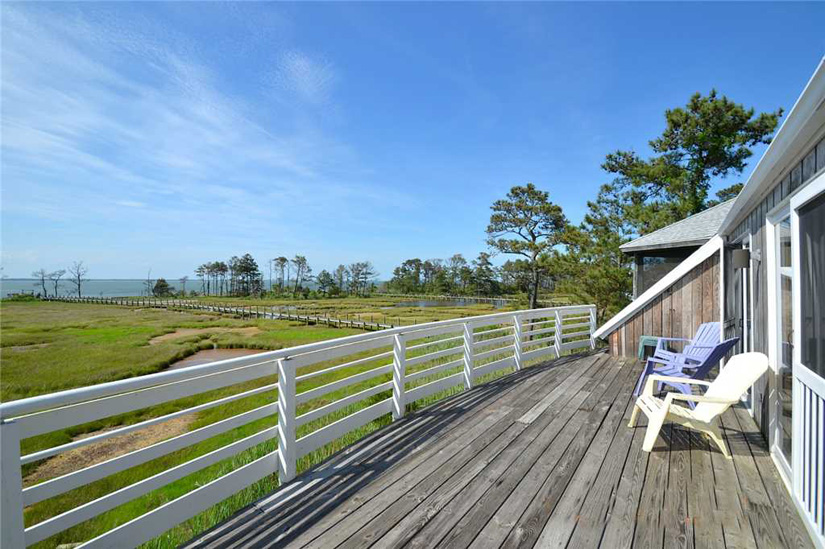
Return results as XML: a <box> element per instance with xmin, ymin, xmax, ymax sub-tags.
<box><xmin>798</xmin><ymin>192</ymin><xmax>825</xmax><ymax>379</ymax></box>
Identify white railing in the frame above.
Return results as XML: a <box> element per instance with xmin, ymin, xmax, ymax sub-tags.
<box><xmin>0</xmin><ymin>304</ymin><xmax>597</xmax><ymax>548</ymax></box>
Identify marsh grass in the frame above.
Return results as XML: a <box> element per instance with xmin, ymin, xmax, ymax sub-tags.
<box><xmin>2</xmin><ymin>300</ymin><xmax>584</xmax><ymax>548</ymax></box>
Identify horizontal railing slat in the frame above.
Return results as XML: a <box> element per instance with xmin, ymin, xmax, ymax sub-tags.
<box><xmin>406</xmin><ymin>372</ymin><xmax>464</xmax><ymax>403</ymax></box>
<box><xmin>23</xmin><ymin>403</ymin><xmax>277</xmax><ymax>506</ymax></box>
<box><xmin>405</xmin><ymin>358</ymin><xmax>465</xmax><ymax>384</ymax></box>
<box><xmin>25</xmin><ymin>427</ymin><xmax>278</xmax><ymax>545</ymax></box>
<box><xmin>474</xmin><ymin>344</ymin><xmax>515</xmax><ymax>362</ymax></box>
<box><xmin>295</xmin><ymin>350</ymin><xmax>393</xmax><ymax>382</ymax></box>
<box><xmin>405</xmin><ymin>345</ymin><xmax>464</xmax><ymax>367</ymax></box>
<box><xmin>20</xmin><ymin>383</ymin><xmax>277</xmax><ymax>466</ymax></box>
<box><xmin>79</xmin><ymin>451</ymin><xmax>279</xmax><ymax>549</ymax></box>
<box><xmin>295</xmin><ymin>399</ymin><xmax>393</xmax><ymax>458</ymax></box>
<box><xmin>17</xmin><ymin>361</ymin><xmax>277</xmax><ymax>438</ymax></box>
<box><xmin>473</xmin><ymin>356</ymin><xmax>516</xmax><ymax>378</ymax></box>
<box><xmin>405</xmin><ymin>334</ymin><xmax>463</xmax><ymax>353</ymax></box>
<box><xmin>522</xmin><ymin>345</ymin><xmax>558</xmax><ymax>361</ymax></box>
<box><xmin>295</xmin><ymin>365</ymin><xmax>392</xmax><ymax>405</ymax></box>
<box><xmin>296</xmin><ymin>382</ymin><xmax>393</xmax><ymax>428</ymax></box>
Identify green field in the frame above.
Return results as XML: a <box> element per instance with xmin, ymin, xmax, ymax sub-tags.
<box><xmin>194</xmin><ymin>294</ymin><xmax>515</xmax><ymax>325</ymax></box>
<box><xmin>0</xmin><ymin>298</ymin><xmax>536</xmax><ymax>548</ymax></box>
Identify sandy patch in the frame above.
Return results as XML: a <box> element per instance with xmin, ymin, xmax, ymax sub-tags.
<box><xmin>24</xmin><ymin>415</ymin><xmax>195</xmax><ymax>487</ymax></box>
<box><xmin>149</xmin><ymin>326</ymin><xmax>261</xmax><ymax>345</ymax></box>
<box><xmin>6</xmin><ymin>343</ymin><xmax>50</xmax><ymax>352</ymax></box>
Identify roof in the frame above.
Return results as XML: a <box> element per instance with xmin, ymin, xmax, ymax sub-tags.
<box><xmin>619</xmin><ymin>199</ymin><xmax>735</xmax><ymax>253</ymax></box>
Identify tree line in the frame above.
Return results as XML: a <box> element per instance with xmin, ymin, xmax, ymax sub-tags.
<box><xmin>192</xmin><ymin>255</ymin><xmax>379</xmax><ymax>298</ymax></box>
<box><xmin>388</xmin><ymin>89</ymin><xmax>783</xmax><ymax>321</ymax></box>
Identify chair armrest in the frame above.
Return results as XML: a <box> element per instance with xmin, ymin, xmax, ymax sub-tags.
<box><xmin>648</xmin><ymin>374</ymin><xmax>711</xmax><ymax>386</ymax></box>
<box><xmin>646</xmin><ymin>355</ymin><xmax>673</xmax><ymax>366</ymax></box>
<box><xmin>656</xmin><ymin>337</ymin><xmax>692</xmax><ymax>343</ymax></box>
<box><xmin>664</xmin><ymin>393</ymin><xmax>737</xmax><ymax>405</ymax></box>
<box><xmin>643</xmin><ymin>374</ymin><xmax>710</xmax><ymax>397</ymax></box>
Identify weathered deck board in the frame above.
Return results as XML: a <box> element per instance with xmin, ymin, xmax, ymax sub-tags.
<box><xmin>185</xmin><ymin>353</ymin><xmax>812</xmax><ymax>549</ymax></box>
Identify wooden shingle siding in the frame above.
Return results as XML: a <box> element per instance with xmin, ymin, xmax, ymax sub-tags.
<box><xmin>606</xmin><ymin>253</ymin><xmax>720</xmax><ymax>359</ymax></box>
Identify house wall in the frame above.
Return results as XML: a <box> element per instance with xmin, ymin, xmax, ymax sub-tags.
<box><xmin>608</xmin><ymin>253</ymin><xmax>719</xmax><ymax>359</ymax></box>
<box><xmin>724</xmin><ymin>131</ymin><xmax>825</xmax><ymax>437</ymax></box>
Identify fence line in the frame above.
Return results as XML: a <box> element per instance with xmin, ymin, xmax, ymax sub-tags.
<box><xmin>0</xmin><ymin>304</ymin><xmax>597</xmax><ymax>548</ymax></box>
<box><xmin>45</xmin><ymin>296</ymin><xmax>398</xmax><ymax>331</ymax></box>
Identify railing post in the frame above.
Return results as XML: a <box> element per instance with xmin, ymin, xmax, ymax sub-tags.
<box><xmin>463</xmin><ymin>321</ymin><xmax>475</xmax><ymax>390</ymax></box>
<box><xmin>512</xmin><ymin>314</ymin><xmax>523</xmax><ymax>371</ymax></box>
<box><xmin>589</xmin><ymin>306</ymin><xmax>597</xmax><ymax>350</ymax></box>
<box><xmin>277</xmin><ymin>358</ymin><xmax>296</xmax><ymax>483</ymax></box>
<box><xmin>392</xmin><ymin>334</ymin><xmax>406</xmax><ymax>420</ymax></box>
<box><xmin>554</xmin><ymin>310</ymin><xmax>563</xmax><ymax>357</ymax></box>
<box><xmin>1</xmin><ymin>420</ymin><xmax>25</xmax><ymax>549</ymax></box>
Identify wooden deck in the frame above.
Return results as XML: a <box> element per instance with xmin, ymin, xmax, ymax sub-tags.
<box><xmin>186</xmin><ymin>352</ymin><xmax>812</xmax><ymax>549</ymax></box>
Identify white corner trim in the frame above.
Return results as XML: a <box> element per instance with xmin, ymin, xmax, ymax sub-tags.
<box><xmin>593</xmin><ymin>235</ymin><xmax>724</xmax><ymax>339</ymax></box>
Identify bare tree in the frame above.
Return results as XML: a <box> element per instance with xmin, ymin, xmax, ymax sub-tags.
<box><xmin>274</xmin><ymin>257</ymin><xmax>288</xmax><ymax>291</ymax></box>
<box><xmin>179</xmin><ymin>275</ymin><xmax>189</xmax><ymax>296</ymax></box>
<box><xmin>48</xmin><ymin>269</ymin><xmax>66</xmax><ymax>297</ymax></box>
<box><xmin>291</xmin><ymin>255</ymin><xmax>311</xmax><ymax>294</ymax></box>
<box><xmin>32</xmin><ymin>269</ymin><xmax>49</xmax><ymax>297</ymax></box>
<box><xmin>144</xmin><ymin>269</ymin><xmax>154</xmax><ymax>297</ymax></box>
<box><xmin>67</xmin><ymin>261</ymin><xmax>88</xmax><ymax>298</ymax></box>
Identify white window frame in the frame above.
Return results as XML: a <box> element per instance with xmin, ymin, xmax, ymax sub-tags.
<box><xmin>766</xmin><ymin>203</ymin><xmax>793</xmax><ymax>485</ymax></box>
<box><xmin>789</xmin><ymin>171</ymin><xmax>825</xmax><ymax>547</ymax></box>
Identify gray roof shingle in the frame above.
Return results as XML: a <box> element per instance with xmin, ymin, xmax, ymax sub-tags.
<box><xmin>619</xmin><ymin>199</ymin><xmax>735</xmax><ymax>253</ymax></box>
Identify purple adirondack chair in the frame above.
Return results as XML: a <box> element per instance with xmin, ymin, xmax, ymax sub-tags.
<box><xmin>633</xmin><ymin>337</ymin><xmax>741</xmax><ymax>408</ymax></box>
<box><xmin>653</xmin><ymin>322</ymin><xmax>721</xmax><ymax>366</ymax></box>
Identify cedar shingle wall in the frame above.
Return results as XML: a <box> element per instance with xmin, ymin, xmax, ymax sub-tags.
<box><xmin>607</xmin><ymin>253</ymin><xmax>719</xmax><ymax>359</ymax></box>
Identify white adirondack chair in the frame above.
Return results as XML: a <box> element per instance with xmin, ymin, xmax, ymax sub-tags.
<box><xmin>628</xmin><ymin>352</ymin><xmax>769</xmax><ymax>458</ymax></box>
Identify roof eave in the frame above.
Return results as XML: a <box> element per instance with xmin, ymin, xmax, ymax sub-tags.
<box><xmin>620</xmin><ymin>239</ymin><xmax>709</xmax><ymax>253</ymax></box>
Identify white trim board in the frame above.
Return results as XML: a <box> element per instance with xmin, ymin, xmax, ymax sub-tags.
<box><xmin>593</xmin><ymin>235</ymin><xmax>723</xmax><ymax>339</ymax></box>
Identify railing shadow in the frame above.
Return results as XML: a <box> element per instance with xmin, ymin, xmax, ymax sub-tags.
<box><xmin>184</xmin><ymin>351</ymin><xmax>602</xmax><ymax>548</ymax></box>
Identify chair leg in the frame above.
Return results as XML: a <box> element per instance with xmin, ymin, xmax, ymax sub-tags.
<box><xmin>706</xmin><ymin>424</ymin><xmax>731</xmax><ymax>459</ymax></box>
<box><xmin>634</xmin><ymin>362</ymin><xmax>653</xmax><ymax>397</ymax></box>
<box><xmin>642</xmin><ymin>412</ymin><xmax>666</xmax><ymax>452</ymax></box>
<box><xmin>628</xmin><ymin>401</ymin><xmax>641</xmax><ymax>427</ymax></box>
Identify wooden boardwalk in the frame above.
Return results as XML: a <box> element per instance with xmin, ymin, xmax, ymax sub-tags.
<box><xmin>186</xmin><ymin>353</ymin><xmax>812</xmax><ymax>549</ymax></box>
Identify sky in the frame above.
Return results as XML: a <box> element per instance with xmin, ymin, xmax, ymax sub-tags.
<box><xmin>2</xmin><ymin>2</ymin><xmax>824</xmax><ymax>279</ymax></box>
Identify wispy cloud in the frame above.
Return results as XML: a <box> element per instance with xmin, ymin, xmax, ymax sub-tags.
<box><xmin>273</xmin><ymin>50</ymin><xmax>337</xmax><ymax>105</ymax></box>
<box><xmin>115</xmin><ymin>201</ymin><xmax>146</xmax><ymax>208</ymax></box>
<box><xmin>1</xmin><ymin>3</ymin><xmax>412</xmax><ymax>275</ymax></box>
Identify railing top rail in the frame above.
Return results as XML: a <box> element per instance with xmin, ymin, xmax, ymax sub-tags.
<box><xmin>0</xmin><ymin>304</ymin><xmax>595</xmax><ymax>421</ymax></box>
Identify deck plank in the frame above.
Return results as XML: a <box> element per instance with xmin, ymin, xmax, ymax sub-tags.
<box><xmin>564</xmin><ymin>361</ymin><xmax>643</xmax><ymax>548</ymax></box>
<box><xmin>183</xmin><ymin>353</ymin><xmax>814</xmax><ymax>549</ymax></box>
<box><xmin>534</xmin><ymin>361</ymin><xmax>638</xmax><ymax>548</ymax></box>
<box><xmin>497</xmin><ymin>360</ymin><xmax>635</xmax><ymax>548</ymax></box>
<box><xmin>719</xmin><ymin>408</ymin><xmax>789</xmax><ymax>548</ymax></box>
<box><xmin>729</xmin><ymin>405</ymin><xmax>811</xmax><ymax>548</ymax></box>
<box><xmin>687</xmin><ymin>430</ymin><xmax>725</xmax><ymax>549</ymax></box>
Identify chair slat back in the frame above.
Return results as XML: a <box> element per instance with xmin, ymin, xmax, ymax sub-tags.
<box><xmin>683</xmin><ymin>322</ymin><xmax>721</xmax><ymax>360</ymax></box>
<box><xmin>688</xmin><ymin>337</ymin><xmax>739</xmax><ymax>381</ymax></box>
<box><xmin>695</xmin><ymin>352</ymin><xmax>769</xmax><ymax>421</ymax></box>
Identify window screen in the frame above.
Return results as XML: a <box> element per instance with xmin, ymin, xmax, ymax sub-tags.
<box><xmin>799</xmin><ymin>192</ymin><xmax>825</xmax><ymax>378</ymax></box>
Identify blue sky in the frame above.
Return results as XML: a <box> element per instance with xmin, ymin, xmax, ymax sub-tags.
<box><xmin>2</xmin><ymin>2</ymin><xmax>824</xmax><ymax>279</ymax></box>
